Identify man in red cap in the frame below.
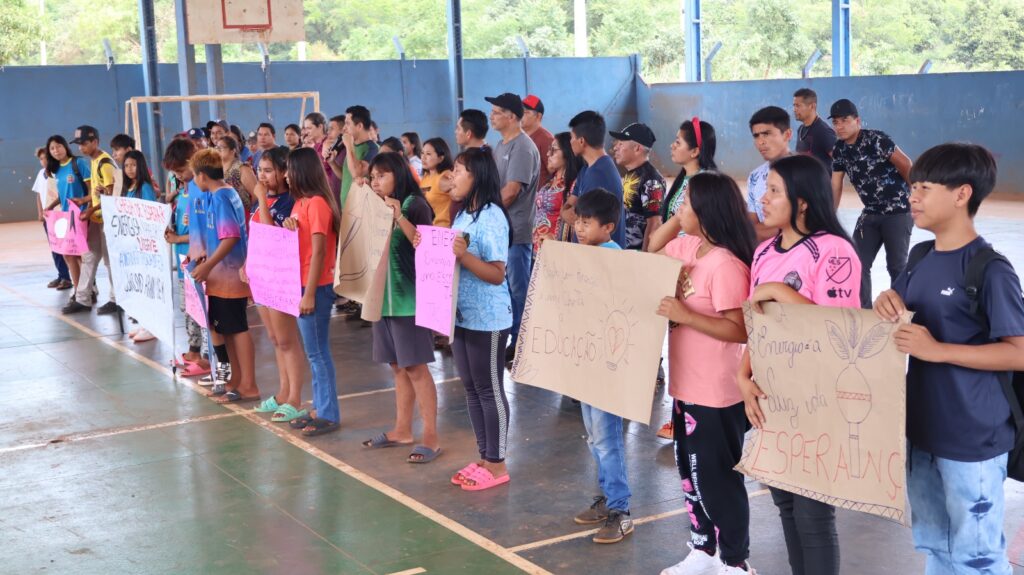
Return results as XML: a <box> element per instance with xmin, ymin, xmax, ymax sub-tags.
<box><xmin>522</xmin><ymin>94</ymin><xmax>554</xmax><ymax>189</ymax></box>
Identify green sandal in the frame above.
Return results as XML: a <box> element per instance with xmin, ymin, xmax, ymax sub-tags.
<box><xmin>254</xmin><ymin>396</ymin><xmax>280</xmax><ymax>413</ymax></box>
<box><xmin>271</xmin><ymin>404</ymin><xmax>309</xmax><ymax>423</ymax></box>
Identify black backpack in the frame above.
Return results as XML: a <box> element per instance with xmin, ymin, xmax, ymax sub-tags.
<box><xmin>907</xmin><ymin>240</ymin><xmax>1024</xmax><ymax>481</ymax></box>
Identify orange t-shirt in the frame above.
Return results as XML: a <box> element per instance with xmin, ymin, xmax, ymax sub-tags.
<box><xmin>292</xmin><ymin>196</ymin><xmax>338</xmax><ymax>287</ymax></box>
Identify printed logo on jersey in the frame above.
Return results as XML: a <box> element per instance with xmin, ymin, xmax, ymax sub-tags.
<box><xmin>826</xmin><ymin>256</ymin><xmax>853</xmax><ymax>284</ymax></box>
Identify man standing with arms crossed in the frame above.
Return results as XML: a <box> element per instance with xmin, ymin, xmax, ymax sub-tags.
<box><xmin>829</xmin><ymin>98</ymin><xmax>914</xmax><ymax>308</ymax></box>
<box><xmin>485</xmin><ymin>93</ymin><xmax>540</xmax><ymax>364</ymax></box>
<box><xmin>793</xmin><ymin>88</ymin><xmax>836</xmax><ymax>169</ymax></box>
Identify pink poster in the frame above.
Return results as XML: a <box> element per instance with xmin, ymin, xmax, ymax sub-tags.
<box><xmin>415</xmin><ymin>225</ymin><xmax>461</xmax><ymax>337</ymax></box>
<box><xmin>181</xmin><ymin>258</ymin><xmax>208</xmax><ymax>329</ymax></box>
<box><xmin>246</xmin><ymin>222</ymin><xmax>301</xmax><ymax>317</ymax></box>
<box><xmin>44</xmin><ymin>202</ymin><xmax>89</xmax><ymax>256</ymax></box>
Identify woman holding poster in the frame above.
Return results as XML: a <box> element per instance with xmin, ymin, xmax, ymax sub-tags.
<box><xmin>44</xmin><ymin>135</ymin><xmax>91</xmax><ymax>307</ymax></box>
<box><xmin>244</xmin><ymin>147</ymin><xmax>306</xmax><ymax>423</ymax></box>
<box><xmin>361</xmin><ymin>152</ymin><xmax>441</xmax><ymax>463</ymax></box>
<box><xmin>738</xmin><ymin>155</ymin><xmax>861</xmax><ymax>575</ymax></box>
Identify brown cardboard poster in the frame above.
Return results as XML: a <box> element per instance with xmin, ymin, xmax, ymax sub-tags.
<box><xmin>735</xmin><ymin>302</ymin><xmax>910</xmax><ymax>524</ymax></box>
<box><xmin>333</xmin><ymin>182</ymin><xmax>393</xmax><ymax>321</ymax></box>
<box><xmin>510</xmin><ymin>241</ymin><xmax>681</xmax><ymax>423</ymax></box>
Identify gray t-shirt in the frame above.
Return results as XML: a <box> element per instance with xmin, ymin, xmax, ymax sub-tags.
<box><xmin>494</xmin><ymin>131</ymin><xmax>540</xmax><ymax>245</ymax></box>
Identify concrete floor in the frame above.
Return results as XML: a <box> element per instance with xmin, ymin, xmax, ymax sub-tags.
<box><xmin>1</xmin><ymin>199</ymin><xmax>1023</xmax><ymax>575</ymax></box>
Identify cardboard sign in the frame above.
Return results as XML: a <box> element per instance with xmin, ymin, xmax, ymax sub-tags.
<box><xmin>247</xmin><ymin>222</ymin><xmax>301</xmax><ymax>317</ymax></box>
<box><xmin>101</xmin><ymin>196</ymin><xmax>175</xmax><ymax>344</ymax></box>
<box><xmin>180</xmin><ymin>256</ymin><xmax>208</xmax><ymax>329</ymax></box>
<box><xmin>510</xmin><ymin>241</ymin><xmax>682</xmax><ymax>423</ymax></box>
<box><xmin>735</xmin><ymin>302</ymin><xmax>910</xmax><ymax>524</ymax></box>
<box><xmin>44</xmin><ymin>202</ymin><xmax>89</xmax><ymax>256</ymax></box>
<box><xmin>333</xmin><ymin>182</ymin><xmax>393</xmax><ymax>322</ymax></box>
<box><xmin>414</xmin><ymin>225</ymin><xmax>461</xmax><ymax>336</ymax></box>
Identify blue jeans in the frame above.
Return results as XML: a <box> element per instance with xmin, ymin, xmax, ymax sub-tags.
<box><xmin>297</xmin><ymin>285</ymin><xmax>339</xmax><ymax>423</ymax></box>
<box><xmin>506</xmin><ymin>243</ymin><xmax>532</xmax><ymax>347</ymax></box>
<box><xmin>908</xmin><ymin>443</ymin><xmax>1012</xmax><ymax>575</ymax></box>
<box><xmin>580</xmin><ymin>402</ymin><xmax>630</xmax><ymax>512</ymax></box>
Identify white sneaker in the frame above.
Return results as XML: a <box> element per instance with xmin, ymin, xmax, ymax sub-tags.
<box><xmin>132</xmin><ymin>328</ymin><xmax>155</xmax><ymax>343</ymax></box>
<box><xmin>718</xmin><ymin>562</ymin><xmax>756</xmax><ymax>575</ymax></box>
<box><xmin>660</xmin><ymin>546</ymin><xmax>721</xmax><ymax>575</ymax></box>
<box><xmin>199</xmin><ymin>362</ymin><xmax>232</xmax><ymax>387</ymax></box>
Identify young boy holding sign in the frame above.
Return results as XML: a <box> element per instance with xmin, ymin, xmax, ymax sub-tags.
<box><xmin>188</xmin><ymin>149</ymin><xmax>259</xmax><ymax>404</ymax></box>
<box><xmin>569</xmin><ymin>188</ymin><xmax>636</xmax><ymax>545</ymax></box>
<box><xmin>874</xmin><ymin>143</ymin><xmax>1024</xmax><ymax>574</ymax></box>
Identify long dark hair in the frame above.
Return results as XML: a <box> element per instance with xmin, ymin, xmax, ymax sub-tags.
<box><xmin>663</xmin><ymin>119</ymin><xmax>718</xmax><ymax>222</ymax></box>
<box><xmin>123</xmin><ymin>150</ymin><xmax>156</xmax><ymax>197</ymax></box>
<box><xmin>686</xmin><ymin>172</ymin><xmax>756</xmax><ymax>266</ymax></box>
<box><xmin>422</xmin><ymin>137</ymin><xmax>453</xmax><ymax>173</ymax></box>
<box><xmin>770</xmin><ymin>155</ymin><xmax>853</xmax><ymax>243</ymax></box>
<box><xmin>369</xmin><ymin>152</ymin><xmax>430</xmax><ymax>280</ymax></box>
<box><xmin>45</xmin><ymin>135</ymin><xmax>74</xmax><ymax>177</ymax></box>
<box><xmin>455</xmin><ymin>147</ymin><xmax>513</xmax><ymax>245</ymax></box>
<box><xmin>553</xmin><ymin>131</ymin><xmax>582</xmax><ymax>201</ymax></box>
<box><xmin>259</xmin><ymin>146</ymin><xmax>290</xmax><ymax>194</ymax></box>
<box><xmin>401</xmin><ymin>132</ymin><xmax>422</xmax><ymax>157</ymax></box>
<box><xmin>286</xmin><ymin>147</ymin><xmax>341</xmax><ymax>234</ymax></box>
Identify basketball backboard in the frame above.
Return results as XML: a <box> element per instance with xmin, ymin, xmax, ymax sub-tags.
<box><xmin>186</xmin><ymin>0</ymin><xmax>305</xmax><ymax>45</ymax></box>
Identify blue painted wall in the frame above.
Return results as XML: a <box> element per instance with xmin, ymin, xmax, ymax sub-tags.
<box><xmin>639</xmin><ymin>71</ymin><xmax>1024</xmax><ymax>195</ymax></box>
<box><xmin>0</xmin><ymin>56</ymin><xmax>638</xmax><ymax>223</ymax></box>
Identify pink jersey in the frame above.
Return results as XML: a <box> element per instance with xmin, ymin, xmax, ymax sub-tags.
<box><xmin>664</xmin><ymin>236</ymin><xmax>750</xmax><ymax>407</ymax></box>
<box><xmin>749</xmin><ymin>232</ymin><xmax>860</xmax><ymax>307</ymax></box>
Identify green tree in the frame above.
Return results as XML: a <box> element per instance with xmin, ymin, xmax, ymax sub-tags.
<box><xmin>953</xmin><ymin>0</ymin><xmax>1024</xmax><ymax>70</ymax></box>
<box><xmin>0</xmin><ymin>1</ymin><xmax>41</xmax><ymax>67</ymax></box>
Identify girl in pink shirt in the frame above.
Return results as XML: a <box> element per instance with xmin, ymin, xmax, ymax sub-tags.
<box><xmin>649</xmin><ymin>172</ymin><xmax>758</xmax><ymax>575</ymax></box>
<box><xmin>739</xmin><ymin>155</ymin><xmax>860</xmax><ymax>575</ymax></box>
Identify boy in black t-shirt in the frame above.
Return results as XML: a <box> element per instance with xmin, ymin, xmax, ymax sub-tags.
<box><xmin>874</xmin><ymin>143</ymin><xmax>1024</xmax><ymax>574</ymax></box>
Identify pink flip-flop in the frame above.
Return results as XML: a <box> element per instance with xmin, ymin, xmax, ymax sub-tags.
<box><xmin>451</xmin><ymin>463</ymin><xmax>479</xmax><ymax>486</ymax></box>
<box><xmin>178</xmin><ymin>360</ymin><xmax>211</xmax><ymax>377</ymax></box>
<box><xmin>460</xmin><ymin>466</ymin><xmax>510</xmax><ymax>492</ymax></box>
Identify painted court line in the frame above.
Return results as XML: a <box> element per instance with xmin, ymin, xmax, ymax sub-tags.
<box><xmin>0</xmin><ymin>412</ymin><xmax>241</xmax><ymax>455</ymax></box>
<box><xmin>385</xmin><ymin>569</ymin><xmax>427</xmax><ymax>575</ymax></box>
<box><xmin>507</xmin><ymin>488</ymin><xmax>772</xmax><ymax>554</ymax></box>
<box><xmin>2</xmin><ymin>285</ymin><xmax>552</xmax><ymax>575</ymax></box>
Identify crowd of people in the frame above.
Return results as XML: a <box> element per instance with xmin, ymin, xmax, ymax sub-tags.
<box><xmin>32</xmin><ymin>88</ymin><xmax>1024</xmax><ymax>575</ymax></box>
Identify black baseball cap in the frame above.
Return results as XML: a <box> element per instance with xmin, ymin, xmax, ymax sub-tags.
<box><xmin>828</xmin><ymin>99</ymin><xmax>859</xmax><ymax>119</ymax></box>
<box><xmin>70</xmin><ymin>125</ymin><xmax>99</xmax><ymax>144</ymax></box>
<box><xmin>522</xmin><ymin>94</ymin><xmax>545</xmax><ymax>115</ymax></box>
<box><xmin>609</xmin><ymin>123</ymin><xmax>656</xmax><ymax>148</ymax></box>
<box><xmin>206</xmin><ymin>119</ymin><xmax>228</xmax><ymax>131</ymax></box>
<box><xmin>485</xmin><ymin>93</ymin><xmax>524</xmax><ymax>119</ymax></box>
<box><xmin>186</xmin><ymin>127</ymin><xmax>207</xmax><ymax>140</ymax></box>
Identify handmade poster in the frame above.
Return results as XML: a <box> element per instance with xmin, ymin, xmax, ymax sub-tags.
<box><xmin>44</xmin><ymin>202</ymin><xmax>89</xmax><ymax>256</ymax></box>
<box><xmin>414</xmin><ymin>225</ymin><xmax>461</xmax><ymax>336</ymax></box>
<box><xmin>333</xmin><ymin>182</ymin><xmax>393</xmax><ymax>321</ymax></box>
<box><xmin>180</xmin><ymin>256</ymin><xmax>208</xmax><ymax>329</ymax></box>
<box><xmin>510</xmin><ymin>241</ymin><xmax>682</xmax><ymax>423</ymax></box>
<box><xmin>247</xmin><ymin>222</ymin><xmax>301</xmax><ymax>316</ymax></box>
<box><xmin>100</xmin><ymin>196</ymin><xmax>174</xmax><ymax>343</ymax></box>
<box><xmin>735</xmin><ymin>302</ymin><xmax>911</xmax><ymax>524</ymax></box>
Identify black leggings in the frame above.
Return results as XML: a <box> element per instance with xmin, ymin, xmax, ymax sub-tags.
<box><xmin>673</xmin><ymin>400</ymin><xmax>751</xmax><ymax>565</ymax></box>
<box><xmin>770</xmin><ymin>488</ymin><xmax>840</xmax><ymax>575</ymax></box>
<box><xmin>452</xmin><ymin>327</ymin><xmax>510</xmax><ymax>463</ymax></box>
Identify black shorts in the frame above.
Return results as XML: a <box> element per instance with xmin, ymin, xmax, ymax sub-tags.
<box><xmin>208</xmin><ymin>296</ymin><xmax>249</xmax><ymax>335</ymax></box>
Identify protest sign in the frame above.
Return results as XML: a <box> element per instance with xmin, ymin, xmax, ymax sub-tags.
<box><xmin>510</xmin><ymin>241</ymin><xmax>681</xmax><ymax>423</ymax></box>
<box><xmin>735</xmin><ymin>302</ymin><xmax>910</xmax><ymax>524</ymax></box>
<box><xmin>333</xmin><ymin>182</ymin><xmax>393</xmax><ymax>322</ymax></box>
<box><xmin>414</xmin><ymin>225</ymin><xmax>461</xmax><ymax>336</ymax></box>
<box><xmin>247</xmin><ymin>222</ymin><xmax>301</xmax><ymax>316</ymax></box>
<box><xmin>101</xmin><ymin>196</ymin><xmax>174</xmax><ymax>343</ymax></box>
<box><xmin>44</xmin><ymin>202</ymin><xmax>89</xmax><ymax>256</ymax></box>
<box><xmin>180</xmin><ymin>256</ymin><xmax>208</xmax><ymax>329</ymax></box>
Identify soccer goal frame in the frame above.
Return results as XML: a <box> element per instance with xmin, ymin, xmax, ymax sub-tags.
<box><xmin>124</xmin><ymin>91</ymin><xmax>321</xmax><ymax>147</ymax></box>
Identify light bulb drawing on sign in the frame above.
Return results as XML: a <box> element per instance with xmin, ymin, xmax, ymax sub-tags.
<box><xmin>825</xmin><ymin>308</ymin><xmax>893</xmax><ymax>479</ymax></box>
<box><xmin>602</xmin><ymin>304</ymin><xmax>636</xmax><ymax>371</ymax></box>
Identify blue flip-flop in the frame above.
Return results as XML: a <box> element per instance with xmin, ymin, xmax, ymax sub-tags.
<box><xmin>361</xmin><ymin>432</ymin><xmax>413</xmax><ymax>449</ymax></box>
<box><xmin>407</xmin><ymin>445</ymin><xmax>442</xmax><ymax>464</ymax></box>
